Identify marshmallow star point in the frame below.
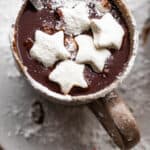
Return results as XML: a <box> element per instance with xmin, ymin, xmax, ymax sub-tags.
<box><xmin>91</xmin><ymin>13</ymin><xmax>125</xmax><ymax>50</ymax></box>
<box><xmin>75</xmin><ymin>35</ymin><xmax>111</xmax><ymax>72</ymax></box>
<box><xmin>60</xmin><ymin>2</ymin><xmax>90</xmax><ymax>35</ymax></box>
<box><xmin>30</xmin><ymin>30</ymin><xmax>70</xmax><ymax>68</ymax></box>
<box><xmin>49</xmin><ymin>60</ymin><xmax>88</xmax><ymax>94</ymax></box>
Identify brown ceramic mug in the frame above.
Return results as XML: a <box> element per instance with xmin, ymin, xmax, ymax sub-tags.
<box><xmin>10</xmin><ymin>0</ymin><xmax>140</xmax><ymax>149</ymax></box>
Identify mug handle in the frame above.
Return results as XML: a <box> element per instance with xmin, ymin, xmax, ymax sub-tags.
<box><xmin>88</xmin><ymin>91</ymin><xmax>140</xmax><ymax>149</ymax></box>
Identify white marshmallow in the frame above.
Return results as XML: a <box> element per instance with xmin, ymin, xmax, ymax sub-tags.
<box><xmin>75</xmin><ymin>35</ymin><xmax>111</xmax><ymax>72</ymax></box>
<box><xmin>91</xmin><ymin>13</ymin><xmax>125</xmax><ymax>50</ymax></box>
<box><xmin>30</xmin><ymin>30</ymin><xmax>70</xmax><ymax>68</ymax></box>
<box><xmin>60</xmin><ymin>2</ymin><xmax>90</xmax><ymax>35</ymax></box>
<box><xmin>49</xmin><ymin>60</ymin><xmax>88</xmax><ymax>94</ymax></box>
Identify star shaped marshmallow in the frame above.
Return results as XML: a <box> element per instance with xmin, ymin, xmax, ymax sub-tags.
<box><xmin>91</xmin><ymin>13</ymin><xmax>125</xmax><ymax>50</ymax></box>
<box><xmin>60</xmin><ymin>2</ymin><xmax>90</xmax><ymax>35</ymax></box>
<box><xmin>30</xmin><ymin>30</ymin><xmax>70</xmax><ymax>68</ymax></box>
<box><xmin>75</xmin><ymin>35</ymin><xmax>111</xmax><ymax>72</ymax></box>
<box><xmin>49</xmin><ymin>60</ymin><xmax>88</xmax><ymax>94</ymax></box>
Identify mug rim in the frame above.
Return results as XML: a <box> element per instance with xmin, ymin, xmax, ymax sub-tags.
<box><xmin>11</xmin><ymin>0</ymin><xmax>138</xmax><ymax>105</ymax></box>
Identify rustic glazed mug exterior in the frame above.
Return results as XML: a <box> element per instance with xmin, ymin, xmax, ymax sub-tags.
<box><xmin>10</xmin><ymin>0</ymin><xmax>140</xmax><ymax>149</ymax></box>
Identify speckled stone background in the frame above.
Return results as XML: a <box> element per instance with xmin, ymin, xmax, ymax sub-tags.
<box><xmin>0</xmin><ymin>0</ymin><xmax>150</xmax><ymax>150</ymax></box>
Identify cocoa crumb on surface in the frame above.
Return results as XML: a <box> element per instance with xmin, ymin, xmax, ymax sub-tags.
<box><xmin>11</xmin><ymin>24</ymin><xmax>15</xmax><ymax>28</ymax></box>
<box><xmin>31</xmin><ymin>101</ymin><xmax>45</xmax><ymax>125</ymax></box>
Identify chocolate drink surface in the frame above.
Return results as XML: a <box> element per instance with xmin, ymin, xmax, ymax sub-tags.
<box><xmin>15</xmin><ymin>0</ymin><xmax>130</xmax><ymax>96</ymax></box>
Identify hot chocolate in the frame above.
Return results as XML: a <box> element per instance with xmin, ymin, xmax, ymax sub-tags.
<box><xmin>14</xmin><ymin>0</ymin><xmax>130</xmax><ymax>96</ymax></box>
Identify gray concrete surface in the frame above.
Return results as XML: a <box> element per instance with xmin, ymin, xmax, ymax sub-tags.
<box><xmin>0</xmin><ymin>0</ymin><xmax>150</xmax><ymax>149</ymax></box>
